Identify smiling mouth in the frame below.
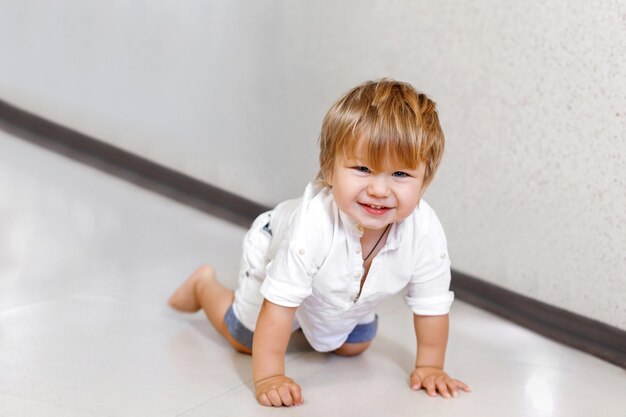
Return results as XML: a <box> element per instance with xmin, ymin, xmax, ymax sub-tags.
<box><xmin>359</xmin><ymin>202</ymin><xmax>392</xmax><ymax>215</ymax></box>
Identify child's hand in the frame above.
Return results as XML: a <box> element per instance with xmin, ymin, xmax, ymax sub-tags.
<box><xmin>409</xmin><ymin>367</ymin><xmax>470</xmax><ymax>398</ymax></box>
<box><xmin>255</xmin><ymin>375</ymin><xmax>304</xmax><ymax>407</ymax></box>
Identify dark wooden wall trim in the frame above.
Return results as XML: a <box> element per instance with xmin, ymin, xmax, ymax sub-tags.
<box><xmin>2</xmin><ymin>98</ymin><xmax>624</xmax><ymax>369</ymax></box>
<box><xmin>0</xmin><ymin>99</ymin><xmax>266</xmax><ymax>228</ymax></box>
<box><xmin>451</xmin><ymin>271</ymin><xmax>625</xmax><ymax>368</ymax></box>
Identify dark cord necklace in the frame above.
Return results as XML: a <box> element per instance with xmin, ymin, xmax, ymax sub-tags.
<box><xmin>363</xmin><ymin>224</ymin><xmax>391</xmax><ymax>261</ymax></box>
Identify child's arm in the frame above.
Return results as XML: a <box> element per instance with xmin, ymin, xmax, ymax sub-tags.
<box><xmin>410</xmin><ymin>314</ymin><xmax>470</xmax><ymax>398</ymax></box>
<box><xmin>252</xmin><ymin>299</ymin><xmax>303</xmax><ymax>407</ymax></box>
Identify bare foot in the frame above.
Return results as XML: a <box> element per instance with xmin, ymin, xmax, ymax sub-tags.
<box><xmin>168</xmin><ymin>265</ymin><xmax>216</xmax><ymax>312</ymax></box>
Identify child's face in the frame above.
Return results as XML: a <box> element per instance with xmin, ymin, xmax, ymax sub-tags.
<box><xmin>328</xmin><ymin>143</ymin><xmax>427</xmax><ymax>233</ymax></box>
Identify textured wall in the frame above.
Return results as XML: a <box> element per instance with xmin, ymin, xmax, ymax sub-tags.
<box><xmin>1</xmin><ymin>1</ymin><xmax>624</xmax><ymax>329</ymax></box>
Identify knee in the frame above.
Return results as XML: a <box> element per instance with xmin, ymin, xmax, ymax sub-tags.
<box><xmin>197</xmin><ymin>264</ymin><xmax>215</xmax><ymax>278</ymax></box>
<box><xmin>232</xmin><ymin>342</ymin><xmax>252</xmax><ymax>356</ymax></box>
<box><xmin>222</xmin><ymin>331</ymin><xmax>252</xmax><ymax>355</ymax></box>
<box><xmin>333</xmin><ymin>341</ymin><xmax>372</xmax><ymax>357</ymax></box>
<box><xmin>194</xmin><ymin>265</ymin><xmax>216</xmax><ymax>292</ymax></box>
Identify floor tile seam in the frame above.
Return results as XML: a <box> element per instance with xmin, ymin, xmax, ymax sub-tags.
<box><xmin>0</xmin><ymin>391</ymin><xmax>118</xmax><ymax>417</ymax></box>
<box><xmin>173</xmin><ymin>352</ymin><xmax>316</xmax><ymax>416</ymax></box>
<box><xmin>4</xmin><ymin>290</ymin><xmax>172</xmax><ymax>312</ymax></box>
<box><xmin>453</xmin><ymin>351</ymin><xmax>624</xmax><ymax>375</ymax></box>
<box><xmin>503</xmin><ymin>357</ymin><xmax>625</xmax><ymax>374</ymax></box>
<box><xmin>173</xmin><ymin>382</ymin><xmax>254</xmax><ymax>417</ymax></box>
<box><xmin>0</xmin><ymin>293</ymin><xmax>84</xmax><ymax>317</ymax></box>
<box><xmin>202</xmin><ymin>352</ymin><xmax>308</xmax><ymax>384</ymax></box>
<box><xmin>68</xmin><ymin>292</ymin><xmax>169</xmax><ymax>311</ymax></box>
<box><xmin>0</xmin><ymin>291</ymin><xmax>148</xmax><ymax>317</ymax></box>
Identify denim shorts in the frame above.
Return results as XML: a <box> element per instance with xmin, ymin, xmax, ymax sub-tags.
<box><xmin>224</xmin><ymin>305</ymin><xmax>378</xmax><ymax>351</ymax></box>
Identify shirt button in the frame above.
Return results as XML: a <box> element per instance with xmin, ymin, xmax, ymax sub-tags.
<box><xmin>354</xmin><ymin>271</ymin><xmax>361</xmax><ymax>279</ymax></box>
<box><xmin>440</xmin><ymin>252</ymin><xmax>446</xmax><ymax>259</ymax></box>
<box><xmin>298</xmin><ymin>248</ymin><xmax>306</xmax><ymax>255</ymax></box>
<box><xmin>356</xmin><ymin>224</ymin><xmax>364</xmax><ymax>232</ymax></box>
<box><xmin>356</xmin><ymin>248</ymin><xmax>361</xmax><ymax>254</ymax></box>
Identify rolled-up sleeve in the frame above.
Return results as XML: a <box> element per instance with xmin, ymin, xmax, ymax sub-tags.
<box><xmin>404</xmin><ymin>209</ymin><xmax>455</xmax><ymax>315</ymax></box>
<box><xmin>259</xmin><ymin>186</ymin><xmax>333</xmax><ymax>309</ymax></box>
<box><xmin>405</xmin><ymin>288</ymin><xmax>454</xmax><ymax>315</ymax></box>
<box><xmin>404</xmin><ymin>256</ymin><xmax>454</xmax><ymax>315</ymax></box>
<box><xmin>260</xmin><ymin>242</ymin><xmax>314</xmax><ymax>308</ymax></box>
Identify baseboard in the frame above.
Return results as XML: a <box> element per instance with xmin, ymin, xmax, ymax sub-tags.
<box><xmin>2</xmin><ymin>98</ymin><xmax>624</xmax><ymax>369</ymax></box>
<box><xmin>450</xmin><ymin>271</ymin><xmax>625</xmax><ymax>368</ymax></box>
<box><xmin>0</xmin><ymin>99</ymin><xmax>265</xmax><ymax>228</ymax></box>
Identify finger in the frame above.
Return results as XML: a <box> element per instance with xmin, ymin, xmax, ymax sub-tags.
<box><xmin>446</xmin><ymin>379</ymin><xmax>459</xmax><ymax>397</ymax></box>
<box><xmin>266</xmin><ymin>389</ymin><xmax>283</xmax><ymax>407</ymax></box>
<box><xmin>409</xmin><ymin>372</ymin><xmax>422</xmax><ymax>391</ymax></box>
<box><xmin>277</xmin><ymin>384</ymin><xmax>293</xmax><ymax>406</ymax></box>
<box><xmin>453</xmin><ymin>379</ymin><xmax>472</xmax><ymax>392</ymax></box>
<box><xmin>288</xmin><ymin>383</ymin><xmax>304</xmax><ymax>405</ymax></box>
<box><xmin>436</xmin><ymin>378</ymin><xmax>451</xmax><ymax>398</ymax></box>
<box><xmin>424</xmin><ymin>378</ymin><xmax>437</xmax><ymax>397</ymax></box>
<box><xmin>257</xmin><ymin>393</ymin><xmax>271</xmax><ymax>407</ymax></box>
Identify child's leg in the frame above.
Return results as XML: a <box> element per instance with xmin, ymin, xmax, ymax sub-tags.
<box><xmin>333</xmin><ymin>314</ymin><xmax>378</xmax><ymax>356</ymax></box>
<box><xmin>168</xmin><ymin>265</ymin><xmax>252</xmax><ymax>354</ymax></box>
<box><xmin>333</xmin><ymin>341</ymin><xmax>372</xmax><ymax>357</ymax></box>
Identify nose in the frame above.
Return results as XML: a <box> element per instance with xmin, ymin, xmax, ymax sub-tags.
<box><xmin>367</xmin><ymin>174</ymin><xmax>390</xmax><ymax>197</ymax></box>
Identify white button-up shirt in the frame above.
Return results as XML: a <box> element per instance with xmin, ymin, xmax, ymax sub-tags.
<box><xmin>255</xmin><ymin>182</ymin><xmax>454</xmax><ymax>352</ymax></box>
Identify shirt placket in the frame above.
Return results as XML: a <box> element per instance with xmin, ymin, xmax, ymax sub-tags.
<box><xmin>352</xmin><ymin>223</ymin><xmax>398</xmax><ymax>304</ymax></box>
<box><xmin>349</xmin><ymin>223</ymin><xmax>365</xmax><ymax>303</ymax></box>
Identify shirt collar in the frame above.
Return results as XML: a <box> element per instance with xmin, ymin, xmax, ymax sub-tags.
<box><xmin>338</xmin><ymin>209</ymin><xmax>364</xmax><ymax>238</ymax></box>
<box><xmin>386</xmin><ymin>219</ymin><xmax>406</xmax><ymax>250</ymax></box>
<box><xmin>337</xmin><ymin>208</ymin><xmax>411</xmax><ymax>248</ymax></box>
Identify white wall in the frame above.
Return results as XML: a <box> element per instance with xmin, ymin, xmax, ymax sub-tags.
<box><xmin>1</xmin><ymin>1</ymin><xmax>624</xmax><ymax>329</ymax></box>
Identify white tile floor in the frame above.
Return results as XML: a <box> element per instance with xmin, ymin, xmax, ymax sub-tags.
<box><xmin>1</xmin><ymin>130</ymin><xmax>625</xmax><ymax>417</ymax></box>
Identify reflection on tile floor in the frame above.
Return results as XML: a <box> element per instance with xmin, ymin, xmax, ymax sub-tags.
<box><xmin>1</xmin><ymin>131</ymin><xmax>624</xmax><ymax>417</ymax></box>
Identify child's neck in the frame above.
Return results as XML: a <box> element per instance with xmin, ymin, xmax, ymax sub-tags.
<box><xmin>360</xmin><ymin>224</ymin><xmax>392</xmax><ymax>262</ymax></box>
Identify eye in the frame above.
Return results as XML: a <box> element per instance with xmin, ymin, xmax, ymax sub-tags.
<box><xmin>353</xmin><ymin>166</ymin><xmax>371</xmax><ymax>173</ymax></box>
<box><xmin>392</xmin><ymin>171</ymin><xmax>409</xmax><ymax>178</ymax></box>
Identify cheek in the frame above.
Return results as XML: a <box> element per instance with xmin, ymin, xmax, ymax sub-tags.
<box><xmin>330</xmin><ymin>184</ymin><xmax>348</xmax><ymax>205</ymax></box>
<box><xmin>331</xmin><ymin>179</ymin><xmax>360</xmax><ymax>206</ymax></box>
<box><xmin>398</xmin><ymin>185</ymin><xmax>423</xmax><ymax>209</ymax></box>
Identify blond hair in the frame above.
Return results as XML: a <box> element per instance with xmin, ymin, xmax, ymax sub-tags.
<box><xmin>317</xmin><ymin>79</ymin><xmax>445</xmax><ymax>187</ymax></box>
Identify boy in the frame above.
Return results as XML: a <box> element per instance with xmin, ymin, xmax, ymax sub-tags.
<box><xmin>169</xmin><ymin>79</ymin><xmax>470</xmax><ymax>407</ymax></box>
